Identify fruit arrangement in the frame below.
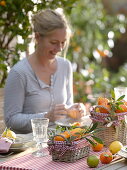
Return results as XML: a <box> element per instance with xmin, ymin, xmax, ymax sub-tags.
<box><xmin>47</xmin><ymin>122</ymin><xmax>103</xmax><ymax>162</ymax></box>
<box><xmin>97</xmin><ymin>94</ymin><xmax>127</xmax><ymax>114</ymax></box>
<box><xmin>90</xmin><ymin>93</ymin><xmax>127</xmax><ymax>146</ymax></box>
<box><xmin>87</xmin><ymin>140</ymin><xmax>123</xmax><ymax>168</ymax></box>
<box><xmin>49</xmin><ymin>122</ymin><xmax>103</xmax><ymax>144</ymax></box>
<box><xmin>90</xmin><ymin>94</ymin><xmax>127</xmax><ymax>127</ymax></box>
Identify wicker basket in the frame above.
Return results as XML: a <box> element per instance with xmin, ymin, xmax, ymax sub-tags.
<box><xmin>47</xmin><ymin>135</ymin><xmax>90</xmax><ymax>163</ymax></box>
<box><xmin>90</xmin><ymin>105</ymin><xmax>127</xmax><ymax>147</ymax></box>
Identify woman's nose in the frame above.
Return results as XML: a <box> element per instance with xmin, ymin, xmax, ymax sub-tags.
<box><xmin>57</xmin><ymin>43</ymin><xmax>63</xmax><ymax>52</ymax></box>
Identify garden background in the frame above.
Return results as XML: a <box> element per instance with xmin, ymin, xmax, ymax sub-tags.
<box><xmin>0</xmin><ymin>0</ymin><xmax>127</xmax><ymax>110</ymax></box>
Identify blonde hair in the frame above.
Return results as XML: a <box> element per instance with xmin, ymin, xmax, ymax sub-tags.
<box><xmin>32</xmin><ymin>9</ymin><xmax>72</xmax><ymax>57</ymax></box>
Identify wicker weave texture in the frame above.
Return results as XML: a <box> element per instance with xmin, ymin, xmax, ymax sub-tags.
<box><xmin>94</xmin><ymin>122</ymin><xmax>127</xmax><ymax>147</ymax></box>
<box><xmin>90</xmin><ymin>105</ymin><xmax>127</xmax><ymax>146</ymax></box>
<box><xmin>51</xmin><ymin>145</ymin><xmax>90</xmax><ymax>163</ymax></box>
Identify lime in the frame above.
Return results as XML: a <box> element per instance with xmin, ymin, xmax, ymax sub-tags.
<box><xmin>87</xmin><ymin>155</ymin><xmax>99</xmax><ymax>168</ymax></box>
<box><xmin>109</xmin><ymin>141</ymin><xmax>123</xmax><ymax>154</ymax></box>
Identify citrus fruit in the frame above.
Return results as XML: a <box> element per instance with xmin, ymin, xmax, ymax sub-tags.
<box><xmin>87</xmin><ymin>155</ymin><xmax>99</xmax><ymax>168</ymax></box>
<box><xmin>100</xmin><ymin>151</ymin><xmax>113</xmax><ymax>164</ymax></box>
<box><xmin>92</xmin><ymin>141</ymin><xmax>104</xmax><ymax>152</ymax></box>
<box><xmin>70</xmin><ymin>128</ymin><xmax>83</xmax><ymax>141</ymax></box>
<box><xmin>54</xmin><ymin>131</ymin><xmax>70</xmax><ymax>141</ymax></box>
<box><xmin>1</xmin><ymin>128</ymin><xmax>16</xmax><ymax>139</ymax></box>
<box><xmin>97</xmin><ymin>97</ymin><xmax>110</xmax><ymax>113</ymax></box>
<box><xmin>71</xmin><ymin>122</ymin><xmax>81</xmax><ymax>127</ymax></box>
<box><xmin>109</xmin><ymin>141</ymin><xmax>123</xmax><ymax>154</ymax></box>
<box><xmin>67</xmin><ymin>109</ymin><xmax>79</xmax><ymax>119</ymax></box>
<box><xmin>115</xmin><ymin>104</ymin><xmax>127</xmax><ymax>113</ymax></box>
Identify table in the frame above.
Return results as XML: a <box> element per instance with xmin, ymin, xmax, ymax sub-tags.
<box><xmin>0</xmin><ymin>127</ymin><xmax>127</xmax><ymax>170</ymax></box>
<box><xmin>0</xmin><ymin>143</ymin><xmax>127</xmax><ymax>169</ymax></box>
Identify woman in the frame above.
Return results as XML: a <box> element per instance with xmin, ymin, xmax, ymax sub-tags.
<box><xmin>4</xmin><ymin>9</ymin><xmax>86</xmax><ymax>134</ymax></box>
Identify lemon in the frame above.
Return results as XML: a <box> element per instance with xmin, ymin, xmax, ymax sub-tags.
<box><xmin>1</xmin><ymin>128</ymin><xmax>16</xmax><ymax>139</ymax></box>
<box><xmin>1</xmin><ymin>129</ymin><xmax>7</xmax><ymax>137</ymax></box>
<box><xmin>87</xmin><ymin>155</ymin><xmax>99</xmax><ymax>168</ymax></box>
<box><xmin>109</xmin><ymin>141</ymin><xmax>123</xmax><ymax>154</ymax></box>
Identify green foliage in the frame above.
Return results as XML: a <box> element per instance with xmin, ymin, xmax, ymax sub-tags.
<box><xmin>66</xmin><ymin>0</ymin><xmax>127</xmax><ymax>104</ymax></box>
<box><xmin>0</xmin><ymin>0</ymin><xmax>77</xmax><ymax>86</ymax></box>
<box><xmin>109</xmin><ymin>95</ymin><xmax>125</xmax><ymax>113</ymax></box>
<box><xmin>49</xmin><ymin>122</ymin><xmax>103</xmax><ymax>144</ymax></box>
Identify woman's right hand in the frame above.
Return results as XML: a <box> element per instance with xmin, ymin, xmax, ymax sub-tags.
<box><xmin>45</xmin><ymin>104</ymin><xmax>67</xmax><ymax>122</ymax></box>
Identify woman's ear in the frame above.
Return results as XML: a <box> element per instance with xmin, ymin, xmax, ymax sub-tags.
<box><xmin>35</xmin><ymin>32</ymin><xmax>40</xmax><ymax>42</ymax></box>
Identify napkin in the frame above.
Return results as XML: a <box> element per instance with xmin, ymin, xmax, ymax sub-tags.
<box><xmin>0</xmin><ymin>137</ymin><xmax>13</xmax><ymax>153</ymax></box>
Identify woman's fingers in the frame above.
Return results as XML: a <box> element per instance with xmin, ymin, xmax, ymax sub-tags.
<box><xmin>54</xmin><ymin>104</ymin><xmax>67</xmax><ymax>115</ymax></box>
<box><xmin>48</xmin><ymin>103</ymin><xmax>86</xmax><ymax>121</ymax></box>
<box><xmin>54</xmin><ymin>104</ymin><xmax>66</xmax><ymax>110</ymax></box>
<box><xmin>67</xmin><ymin>103</ymin><xmax>86</xmax><ymax>119</ymax></box>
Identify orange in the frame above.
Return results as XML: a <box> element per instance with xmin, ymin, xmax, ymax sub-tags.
<box><xmin>124</xmin><ymin>101</ymin><xmax>127</xmax><ymax>106</ymax></box>
<box><xmin>92</xmin><ymin>141</ymin><xmax>104</xmax><ymax>152</ymax></box>
<box><xmin>71</xmin><ymin>122</ymin><xmax>81</xmax><ymax>127</ymax></box>
<box><xmin>100</xmin><ymin>151</ymin><xmax>113</xmax><ymax>164</ymax></box>
<box><xmin>97</xmin><ymin>97</ymin><xmax>110</xmax><ymax>113</ymax></box>
<box><xmin>115</xmin><ymin>104</ymin><xmax>127</xmax><ymax>113</ymax></box>
<box><xmin>70</xmin><ymin>128</ymin><xmax>83</xmax><ymax>141</ymax></box>
<box><xmin>54</xmin><ymin>131</ymin><xmax>70</xmax><ymax>141</ymax></box>
<box><xmin>54</xmin><ymin>128</ymin><xmax>83</xmax><ymax>141</ymax></box>
<box><xmin>67</xmin><ymin>109</ymin><xmax>79</xmax><ymax>119</ymax></box>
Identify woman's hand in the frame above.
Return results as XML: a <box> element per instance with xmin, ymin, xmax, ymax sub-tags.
<box><xmin>45</xmin><ymin>104</ymin><xmax>67</xmax><ymax>122</ymax></box>
<box><xmin>67</xmin><ymin>103</ymin><xmax>86</xmax><ymax>119</ymax></box>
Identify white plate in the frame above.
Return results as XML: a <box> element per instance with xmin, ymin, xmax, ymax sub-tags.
<box><xmin>121</xmin><ymin>146</ymin><xmax>127</xmax><ymax>153</ymax></box>
<box><xmin>10</xmin><ymin>145</ymin><xmax>32</xmax><ymax>153</ymax></box>
<box><xmin>10</xmin><ymin>134</ymin><xmax>34</xmax><ymax>148</ymax></box>
<box><xmin>118</xmin><ymin>150</ymin><xmax>127</xmax><ymax>159</ymax></box>
<box><xmin>0</xmin><ymin>133</ymin><xmax>35</xmax><ymax>153</ymax></box>
<box><xmin>55</xmin><ymin>115</ymin><xmax>92</xmax><ymax>127</ymax></box>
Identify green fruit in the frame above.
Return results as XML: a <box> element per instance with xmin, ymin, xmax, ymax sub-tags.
<box><xmin>87</xmin><ymin>155</ymin><xmax>99</xmax><ymax>168</ymax></box>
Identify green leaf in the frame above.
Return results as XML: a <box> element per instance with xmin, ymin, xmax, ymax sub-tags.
<box><xmin>116</xmin><ymin>101</ymin><xmax>124</xmax><ymax>105</ymax></box>
<box><xmin>92</xmin><ymin>128</ymin><xmax>105</xmax><ymax>134</ymax></box>
<box><xmin>69</xmin><ymin>135</ymin><xmax>77</xmax><ymax>141</ymax></box>
<box><xmin>91</xmin><ymin>136</ymin><xmax>103</xmax><ymax>144</ymax></box>
<box><xmin>111</xmin><ymin>90</ymin><xmax>115</xmax><ymax>98</ymax></box>
<box><xmin>117</xmin><ymin>106</ymin><xmax>123</xmax><ymax>111</ymax></box>
<box><xmin>85</xmin><ymin>137</ymin><xmax>95</xmax><ymax>146</ymax></box>
<box><xmin>87</xmin><ymin>122</ymin><xmax>98</xmax><ymax>133</ymax></box>
<box><xmin>117</xmin><ymin>95</ymin><xmax>125</xmax><ymax>101</ymax></box>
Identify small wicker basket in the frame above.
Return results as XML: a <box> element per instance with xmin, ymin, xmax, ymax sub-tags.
<box><xmin>90</xmin><ymin>105</ymin><xmax>127</xmax><ymax>146</ymax></box>
<box><xmin>47</xmin><ymin>135</ymin><xmax>90</xmax><ymax>163</ymax></box>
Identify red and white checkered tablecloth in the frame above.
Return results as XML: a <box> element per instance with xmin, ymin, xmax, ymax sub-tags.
<box><xmin>0</xmin><ymin>148</ymin><xmax>121</xmax><ymax>170</ymax></box>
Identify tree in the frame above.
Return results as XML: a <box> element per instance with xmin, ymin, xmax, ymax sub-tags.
<box><xmin>0</xmin><ymin>0</ymin><xmax>77</xmax><ymax>87</ymax></box>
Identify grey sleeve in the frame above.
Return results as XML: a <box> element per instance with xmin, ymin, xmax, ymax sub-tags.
<box><xmin>4</xmin><ymin>70</ymin><xmax>46</xmax><ymax>134</ymax></box>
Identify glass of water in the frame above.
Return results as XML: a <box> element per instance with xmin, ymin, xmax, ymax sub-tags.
<box><xmin>114</xmin><ymin>87</ymin><xmax>127</xmax><ymax>101</ymax></box>
<box><xmin>31</xmin><ymin>118</ymin><xmax>49</xmax><ymax>157</ymax></box>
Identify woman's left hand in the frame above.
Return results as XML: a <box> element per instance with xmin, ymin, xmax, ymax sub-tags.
<box><xmin>67</xmin><ymin>103</ymin><xmax>86</xmax><ymax>119</ymax></box>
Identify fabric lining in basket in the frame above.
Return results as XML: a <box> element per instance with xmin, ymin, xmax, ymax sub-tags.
<box><xmin>48</xmin><ymin>137</ymin><xmax>90</xmax><ymax>163</ymax></box>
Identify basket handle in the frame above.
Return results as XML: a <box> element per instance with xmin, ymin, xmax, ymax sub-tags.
<box><xmin>49</xmin><ymin>134</ymin><xmax>72</xmax><ymax>145</ymax></box>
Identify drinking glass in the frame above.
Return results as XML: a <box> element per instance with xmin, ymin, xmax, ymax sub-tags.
<box><xmin>31</xmin><ymin>118</ymin><xmax>49</xmax><ymax>157</ymax></box>
<box><xmin>114</xmin><ymin>87</ymin><xmax>127</xmax><ymax>101</ymax></box>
